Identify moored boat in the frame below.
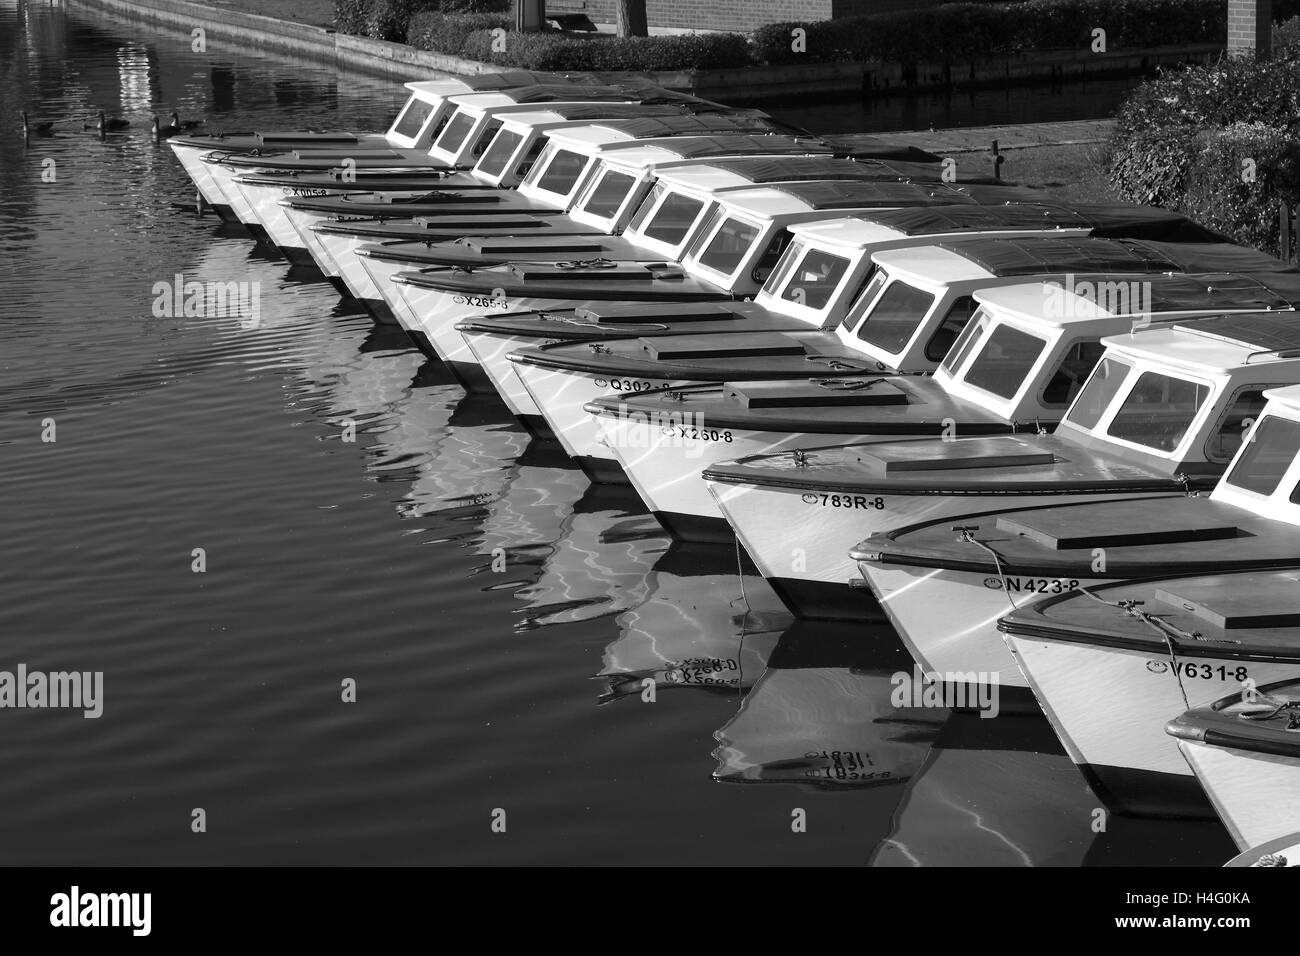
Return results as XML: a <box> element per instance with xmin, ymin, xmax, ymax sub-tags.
<box><xmin>516</xmin><ymin>235</ymin><xmax>1286</xmax><ymax>483</ymax></box>
<box><xmin>859</xmin><ymin>364</ymin><xmax>1300</xmax><ymax>703</ymax></box>
<box><xmin>598</xmin><ymin>271</ymin><xmax>1300</xmax><ymax>551</ymax></box>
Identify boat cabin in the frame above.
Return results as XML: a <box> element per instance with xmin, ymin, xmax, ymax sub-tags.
<box><xmin>833</xmin><ymin>236</ymin><xmax>1295</xmax><ymax>374</ymax></box>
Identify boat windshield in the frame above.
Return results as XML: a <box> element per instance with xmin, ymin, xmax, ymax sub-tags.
<box><xmin>578</xmin><ymin>167</ymin><xmax>637</xmax><ymax>219</ymax></box>
<box><xmin>512</xmin><ymin>137</ymin><xmax>548</xmax><ymax>180</ymax></box>
<box><xmin>1225</xmin><ymin>414</ymin><xmax>1300</xmax><ymax>496</ymax></box>
<box><xmin>1040</xmin><ymin>341</ymin><xmax>1107</xmax><ymax>407</ymax></box>
<box><xmin>840</xmin><ymin>268</ymin><xmax>887</xmax><ymax>330</ymax></box>
<box><xmin>940</xmin><ymin>307</ymin><xmax>991</xmax><ymax>374</ymax></box>
<box><xmin>761</xmin><ymin>239</ymin><xmax>804</xmax><ymax>298</ymax></box>
<box><xmin>475</xmin><ymin>129</ymin><xmax>523</xmax><ymax>177</ymax></box>
<box><xmin>433</xmin><ymin>110</ymin><xmax>476</xmax><ymax>153</ymax></box>
<box><xmin>854</xmin><ymin>280</ymin><xmax>936</xmax><ymax>355</ymax></box>
<box><xmin>1105</xmin><ymin>371</ymin><xmax>1211</xmax><ymax>453</ymax></box>
<box><xmin>959</xmin><ymin>323</ymin><xmax>1048</xmax><ymax>400</ymax></box>
<box><xmin>637</xmin><ymin>189</ymin><xmax>706</xmax><ymax>245</ymax></box>
<box><xmin>1063</xmin><ymin>357</ymin><xmax>1132</xmax><ymax>429</ymax></box>
<box><xmin>697</xmin><ymin>216</ymin><xmax>761</xmax><ymax>276</ymax></box>
<box><xmin>390</xmin><ymin>97</ymin><xmax>434</xmax><ymax>140</ymax></box>
<box><xmin>777</xmin><ymin>246</ymin><xmax>851</xmax><ymax>310</ymax></box>
<box><xmin>531</xmin><ymin>149</ymin><xmax>589</xmax><ymax>196</ymax></box>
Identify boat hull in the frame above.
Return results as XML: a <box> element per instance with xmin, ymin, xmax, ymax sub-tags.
<box><xmin>1006</xmin><ymin>630</ymin><xmax>1300</xmax><ymax>818</ymax></box>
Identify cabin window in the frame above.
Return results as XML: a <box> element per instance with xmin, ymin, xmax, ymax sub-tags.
<box><xmin>855</xmin><ymin>282</ymin><xmax>936</xmax><ymax>354</ymax></box>
<box><xmin>433</xmin><ymin>111</ymin><xmax>475</xmax><ymax>153</ymax></box>
<box><xmin>1226</xmin><ymin>415</ymin><xmax>1300</xmax><ymax>496</ymax></box>
<box><xmin>778</xmin><ymin>248</ymin><xmax>850</xmax><ymax>310</ymax></box>
<box><xmin>476</xmin><ymin>129</ymin><xmax>524</xmax><ymax>178</ymax></box>
<box><xmin>761</xmin><ymin>240</ymin><xmax>804</xmax><ymax>298</ymax></box>
<box><xmin>470</xmin><ymin>120</ymin><xmax>502</xmax><ymax>158</ymax></box>
<box><xmin>1207</xmin><ymin>387</ymin><xmax>1272</xmax><ymax>463</ymax></box>
<box><xmin>961</xmin><ymin>324</ymin><xmax>1047</xmax><ymax>400</ymax></box>
<box><xmin>579</xmin><ymin>170</ymin><xmax>636</xmax><ymax>218</ymax></box>
<box><xmin>840</xmin><ymin>268</ymin><xmax>886</xmax><ymax>330</ymax></box>
<box><xmin>939</xmin><ymin>307</ymin><xmax>990</xmax><ymax>375</ymax></box>
<box><xmin>698</xmin><ymin>217</ymin><xmax>760</xmax><ymax>276</ymax></box>
<box><xmin>390</xmin><ymin>98</ymin><xmax>434</xmax><ymax>140</ymax></box>
<box><xmin>640</xmin><ymin>191</ymin><xmax>706</xmax><ymax>245</ymax></box>
<box><xmin>1106</xmin><ymin>372</ymin><xmax>1210</xmax><ymax>453</ymax></box>
<box><xmin>534</xmin><ymin>149</ymin><xmax>588</xmax><ymax>195</ymax></box>
<box><xmin>924</xmin><ymin>296</ymin><xmax>980</xmax><ymax>362</ymax></box>
<box><xmin>512</xmin><ymin>138</ymin><xmax>547</xmax><ymax>180</ymax></box>
<box><xmin>752</xmin><ymin>230</ymin><xmax>793</xmax><ymax>285</ymax></box>
<box><xmin>1063</xmin><ymin>357</ymin><xmax>1131</xmax><ymax>430</ymax></box>
<box><xmin>628</xmin><ymin>183</ymin><xmax>664</xmax><ymax>232</ymax></box>
<box><xmin>1041</xmin><ymin>341</ymin><xmax>1106</xmax><ymax>407</ymax></box>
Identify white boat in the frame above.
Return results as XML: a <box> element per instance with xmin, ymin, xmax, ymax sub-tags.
<box><xmin>169</xmin><ymin>73</ymin><xmax>583</xmax><ymax>220</ymax></box>
<box><xmin>594</xmin><ymin>259</ymin><xmax>1288</xmax><ymax>554</ymax></box>
<box><xmin>223</xmin><ymin>85</ymin><xmax>715</xmax><ymax>256</ymax></box>
<box><xmin>852</xmin><ymin>324</ymin><xmax>1300</xmax><ymax>706</ymax></box>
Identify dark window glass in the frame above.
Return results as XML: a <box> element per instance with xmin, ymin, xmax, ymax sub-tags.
<box><xmin>535</xmin><ymin>150</ymin><xmax>587</xmax><ymax>195</ymax></box>
<box><xmin>1228</xmin><ymin>416</ymin><xmax>1300</xmax><ymax>495</ymax></box>
<box><xmin>391</xmin><ymin>99</ymin><xmax>434</xmax><ymax>139</ymax></box>
<box><xmin>962</xmin><ymin>324</ymin><xmax>1047</xmax><ymax>400</ymax></box>
<box><xmin>433</xmin><ymin>111</ymin><xmax>475</xmax><ymax>152</ymax></box>
<box><xmin>1209</xmin><ymin>388</ymin><xmax>1271</xmax><ymax>463</ymax></box>
<box><xmin>855</xmin><ymin>282</ymin><xmax>935</xmax><ymax>354</ymax></box>
<box><xmin>1106</xmin><ymin>372</ymin><xmax>1210</xmax><ymax>452</ymax></box>
<box><xmin>698</xmin><ymin>218</ymin><xmax>759</xmax><ymax>275</ymax></box>
<box><xmin>925</xmin><ymin>296</ymin><xmax>980</xmax><ymax>362</ymax></box>
<box><xmin>779</xmin><ymin>249</ymin><xmax>850</xmax><ymax>310</ymax></box>
<box><xmin>841</xmin><ymin>269</ymin><xmax>885</xmax><ymax>330</ymax></box>
<box><xmin>1064</xmin><ymin>357</ymin><xmax>1131</xmax><ymax>430</ymax></box>
<box><xmin>1041</xmin><ymin>341</ymin><xmax>1106</xmax><ymax>407</ymax></box>
<box><xmin>642</xmin><ymin>192</ymin><xmax>706</xmax><ymax>245</ymax></box>
<box><xmin>475</xmin><ymin>129</ymin><xmax>523</xmax><ymax>177</ymax></box>
<box><xmin>580</xmin><ymin>170</ymin><xmax>636</xmax><ymax>218</ymax></box>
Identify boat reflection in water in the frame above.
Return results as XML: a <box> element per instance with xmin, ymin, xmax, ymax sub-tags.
<box><xmin>715</xmin><ymin>621</ymin><xmax>945</xmax><ymax>788</ymax></box>
<box><xmin>871</xmin><ymin>710</ymin><xmax>1236</xmax><ymax>866</ymax></box>
<box><xmin>596</xmin><ymin>544</ymin><xmax>791</xmax><ymax>703</ymax></box>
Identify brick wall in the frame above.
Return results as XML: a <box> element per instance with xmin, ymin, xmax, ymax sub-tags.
<box><xmin>546</xmin><ymin>0</ymin><xmax>940</xmax><ymax>33</ymax></box>
<box><xmin>1227</xmin><ymin>0</ymin><xmax>1273</xmax><ymax>55</ymax></box>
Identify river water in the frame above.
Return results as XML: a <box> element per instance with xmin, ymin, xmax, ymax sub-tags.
<box><xmin>0</xmin><ymin>0</ymin><xmax>1233</xmax><ymax>865</ymax></box>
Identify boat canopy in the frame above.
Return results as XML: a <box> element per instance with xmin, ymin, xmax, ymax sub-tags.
<box><xmin>938</xmin><ymin>236</ymin><xmax>1294</xmax><ymax>278</ymax></box>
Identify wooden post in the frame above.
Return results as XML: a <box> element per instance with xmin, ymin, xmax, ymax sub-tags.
<box><xmin>616</xmin><ymin>0</ymin><xmax>649</xmax><ymax>37</ymax></box>
<box><xmin>1281</xmin><ymin>201</ymin><xmax>1292</xmax><ymax>262</ymax></box>
<box><xmin>991</xmin><ymin>139</ymin><xmax>1004</xmax><ymax>183</ymax></box>
<box><xmin>516</xmin><ymin>0</ymin><xmax>546</xmax><ymax>33</ymax></box>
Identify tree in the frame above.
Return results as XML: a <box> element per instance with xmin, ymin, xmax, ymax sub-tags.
<box><xmin>616</xmin><ymin>0</ymin><xmax>649</xmax><ymax>37</ymax></box>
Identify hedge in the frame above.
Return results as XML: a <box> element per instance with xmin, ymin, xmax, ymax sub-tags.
<box><xmin>447</xmin><ymin>28</ymin><xmax>753</xmax><ymax>71</ymax></box>
<box><xmin>1182</xmin><ymin>123</ymin><xmax>1300</xmax><ymax>257</ymax></box>
<box><xmin>407</xmin><ymin>10</ymin><xmax>512</xmax><ymax>53</ymax></box>
<box><xmin>335</xmin><ymin>0</ymin><xmax>508</xmax><ymax>41</ymax></box>
<box><xmin>1108</xmin><ymin>54</ymin><xmax>1300</xmax><ymax>206</ymax></box>
<box><xmin>752</xmin><ymin>0</ymin><xmax>1225</xmax><ymax>66</ymax></box>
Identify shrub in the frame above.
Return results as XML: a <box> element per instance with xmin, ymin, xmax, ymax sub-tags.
<box><xmin>1182</xmin><ymin>123</ymin><xmax>1300</xmax><ymax>256</ymax></box>
<box><xmin>336</xmin><ymin>0</ymin><xmax>508</xmax><ymax>41</ymax></box>
<box><xmin>752</xmin><ymin>0</ymin><xmax>1226</xmax><ymax>66</ymax></box>
<box><xmin>1276</xmin><ymin>15</ymin><xmax>1300</xmax><ymax>54</ymax></box>
<box><xmin>456</xmin><ymin>29</ymin><xmax>753</xmax><ymax>71</ymax></box>
<box><xmin>1108</xmin><ymin>56</ymin><xmax>1300</xmax><ymax>206</ymax></box>
<box><xmin>407</xmin><ymin>11</ymin><xmax>513</xmax><ymax>53</ymax></box>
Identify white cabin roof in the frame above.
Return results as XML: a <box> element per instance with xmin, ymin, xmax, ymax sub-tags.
<box><xmin>544</xmin><ymin>125</ymin><xmax>637</xmax><ymax>151</ymax></box>
<box><xmin>787</xmin><ymin>217</ymin><xmax>906</xmax><ymax>249</ymax></box>
<box><xmin>870</xmin><ymin>245</ymin><xmax>994</xmax><ymax>285</ymax></box>
<box><xmin>1261</xmin><ymin>383</ymin><xmax>1300</xmax><ymax>413</ymax></box>
<box><xmin>1097</xmin><ymin>318</ymin><xmax>1300</xmax><ymax>374</ymax></box>
<box><xmin>405</xmin><ymin>80</ymin><xmax>477</xmax><ymax>99</ymax></box>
